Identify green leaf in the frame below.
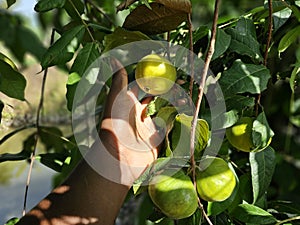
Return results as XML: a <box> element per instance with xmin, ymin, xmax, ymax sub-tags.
<box><xmin>70</xmin><ymin>42</ymin><xmax>101</xmax><ymax>76</ymax></box>
<box><xmin>6</xmin><ymin>0</ymin><xmax>16</xmax><ymax>8</ymax></box>
<box><xmin>41</xmin><ymin>25</ymin><xmax>85</xmax><ymax>69</ymax></box>
<box><xmin>133</xmin><ymin>157</ymin><xmax>188</xmax><ymax>195</ymax></box>
<box><xmin>225</xmin><ymin>95</ymin><xmax>255</xmax><ymax>112</ymax></box>
<box><xmin>211</xmin><ymin>110</ymin><xmax>239</xmax><ymax>129</ymax></box>
<box><xmin>5</xmin><ymin>217</ymin><xmax>19</xmax><ymax>225</ymax></box>
<box><xmin>219</xmin><ymin>60</ymin><xmax>270</xmax><ymax>96</ymax></box>
<box><xmin>291</xmin><ymin>5</ymin><xmax>300</xmax><ymax>22</ymax></box>
<box><xmin>269</xmin><ymin>200</ymin><xmax>300</xmax><ymax>215</ymax></box>
<box><xmin>230</xmin><ymin>203</ymin><xmax>277</xmax><ymax>224</ymax></box>
<box><xmin>290</xmin><ymin>64</ymin><xmax>300</xmax><ymax>93</ymax></box>
<box><xmin>250</xmin><ymin>146</ymin><xmax>276</xmax><ymax>204</ymax></box>
<box><xmin>212</xmin><ymin>28</ymin><xmax>231</xmax><ymax>60</ymax></box>
<box><xmin>37</xmin><ymin>152</ymin><xmax>69</xmax><ymax>172</ymax></box>
<box><xmin>88</xmin><ymin>23</ymin><xmax>112</xmax><ymax>34</ymax></box>
<box><xmin>273</xmin><ymin>6</ymin><xmax>292</xmax><ymax>32</ymax></box>
<box><xmin>171</xmin><ymin>113</ymin><xmax>209</xmax><ymax>159</ymax></box>
<box><xmin>16</xmin><ymin>26</ymin><xmax>47</xmax><ymax>60</ymax></box>
<box><xmin>252</xmin><ymin>112</ymin><xmax>274</xmax><ymax>151</ymax></box>
<box><xmin>0</xmin><ymin>60</ymin><xmax>26</xmax><ymax>101</ymax></box>
<box><xmin>123</xmin><ymin>3</ymin><xmax>187</xmax><ymax>35</ymax></box>
<box><xmin>278</xmin><ymin>25</ymin><xmax>300</xmax><ymax>53</ymax></box>
<box><xmin>146</xmin><ymin>96</ymin><xmax>170</xmax><ymax>116</ymax></box>
<box><xmin>52</xmin><ymin>147</ymin><xmax>82</xmax><ymax>187</ymax></box>
<box><xmin>154</xmin><ymin>106</ymin><xmax>177</xmax><ymax>129</ymax></box>
<box><xmin>0</xmin><ymin>149</ymin><xmax>31</xmax><ymax>163</ymax></box>
<box><xmin>0</xmin><ymin>52</ymin><xmax>18</xmax><ymax>70</ymax></box>
<box><xmin>226</xmin><ymin>18</ymin><xmax>263</xmax><ymax>61</ymax></box>
<box><xmin>34</xmin><ymin>0</ymin><xmax>66</xmax><ymax>12</ymax></box>
<box><xmin>67</xmin><ymin>72</ymin><xmax>81</xmax><ymax>85</ymax></box>
<box><xmin>39</xmin><ymin>126</ymin><xmax>65</xmax><ymax>152</ymax></box>
<box><xmin>104</xmin><ymin>27</ymin><xmax>151</xmax><ymax>52</ymax></box>
<box><xmin>64</xmin><ymin>0</ymin><xmax>84</xmax><ymax>20</ymax></box>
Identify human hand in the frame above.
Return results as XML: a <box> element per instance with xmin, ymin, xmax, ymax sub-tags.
<box><xmin>99</xmin><ymin>58</ymin><xmax>164</xmax><ymax>185</ymax></box>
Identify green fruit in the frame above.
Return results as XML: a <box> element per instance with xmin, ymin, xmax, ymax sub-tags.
<box><xmin>135</xmin><ymin>54</ymin><xmax>176</xmax><ymax>95</ymax></box>
<box><xmin>148</xmin><ymin>169</ymin><xmax>198</xmax><ymax>219</ymax></box>
<box><xmin>226</xmin><ymin>117</ymin><xmax>254</xmax><ymax>152</ymax></box>
<box><xmin>196</xmin><ymin>157</ymin><xmax>236</xmax><ymax>202</ymax></box>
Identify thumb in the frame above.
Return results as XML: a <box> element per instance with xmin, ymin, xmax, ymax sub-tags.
<box><xmin>103</xmin><ymin>58</ymin><xmax>128</xmax><ymax>118</ymax></box>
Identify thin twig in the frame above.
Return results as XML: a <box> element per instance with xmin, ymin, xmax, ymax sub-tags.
<box><xmin>187</xmin><ymin>13</ymin><xmax>194</xmax><ymax>98</ymax></box>
<box><xmin>85</xmin><ymin>0</ymin><xmax>116</xmax><ymax>26</ymax></box>
<box><xmin>22</xmin><ymin>30</ymin><xmax>55</xmax><ymax>216</ymax></box>
<box><xmin>276</xmin><ymin>216</ymin><xmax>300</xmax><ymax>225</ymax></box>
<box><xmin>256</xmin><ymin>0</ymin><xmax>273</xmax><ymax>116</ymax></box>
<box><xmin>264</xmin><ymin>0</ymin><xmax>273</xmax><ymax>66</ymax></box>
<box><xmin>68</xmin><ymin>0</ymin><xmax>95</xmax><ymax>43</ymax></box>
<box><xmin>189</xmin><ymin>0</ymin><xmax>221</xmax><ymax>224</ymax></box>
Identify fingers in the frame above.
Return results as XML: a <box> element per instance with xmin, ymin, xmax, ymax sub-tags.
<box><xmin>103</xmin><ymin>58</ymin><xmax>128</xmax><ymax>118</ymax></box>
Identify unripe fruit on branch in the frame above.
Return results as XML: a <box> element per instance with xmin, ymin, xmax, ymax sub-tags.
<box><xmin>196</xmin><ymin>157</ymin><xmax>236</xmax><ymax>202</ymax></box>
<box><xmin>226</xmin><ymin>117</ymin><xmax>254</xmax><ymax>152</ymax></box>
<box><xmin>148</xmin><ymin>169</ymin><xmax>198</xmax><ymax>219</ymax></box>
<box><xmin>135</xmin><ymin>54</ymin><xmax>176</xmax><ymax>95</ymax></box>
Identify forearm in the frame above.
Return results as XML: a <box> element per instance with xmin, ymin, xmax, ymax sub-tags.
<box><xmin>17</xmin><ymin>159</ymin><xmax>130</xmax><ymax>225</ymax></box>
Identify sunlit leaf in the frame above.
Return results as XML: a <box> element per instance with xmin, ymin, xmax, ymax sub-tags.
<box><xmin>4</xmin><ymin>217</ymin><xmax>19</xmax><ymax>225</ymax></box>
<box><xmin>70</xmin><ymin>42</ymin><xmax>101</xmax><ymax>76</ymax></box>
<box><xmin>273</xmin><ymin>6</ymin><xmax>292</xmax><ymax>32</ymax></box>
<box><xmin>37</xmin><ymin>152</ymin><xmax>69</xmax><ymax>172</ymax></box>
<box><xmin>41</xmin><ymin>25</ymin><xmax>85</xmax><ymax>69</ymax></box>
<box><xmin>230</xmin><ymin>203</ymin><xmax>277</xmax><ymax>224</ymax></box>
<box><xmin>278</xmin><ymin>25</ymin><xmax>300</xmax><ymax>53</ymax></box>
<box><xmin>219</xmin><ymin>60</ymin><xmax>270</xmax><ymax>96</ymax></box>
<box><xmin>146</xmin><ymin>96</ymin><xmax>170</xmax><ymax>116</ymax></box>
<box><xmin>250</xmin><ymin>146</ymin><xmax>276</xmax><ymax>203</ymax></box>
<box><xmin>226</xmin><ymin>17</ymin><xmax>263</xmax><ymax>61</ymax></box>
<box><xmin>171</xmin><ymin>113</ymin><xmax>209</xmax><ymax>159</ymax></box>
<box><xmin>0</xmin><ymin>52</ymin><xmax>18</xmax><ymax>70</ymax></box>
<box><xmin>252</xmin><ymin>112</ymin><xmax>274</xmax><ymax>151</ymax></box>
<box><xmin>132</xmin><ymin>157</ymin><xmax>188</xmax><ymax>195</ymax></box>
<box><xmin>123</xmin><ymin>3</ymin><xmax>187</xmax><ymax>35</ymax></box>
<box><xmin>0</xmin><ymin>60</ymin><xmax>26</xmax><ymax>101</ymax></box>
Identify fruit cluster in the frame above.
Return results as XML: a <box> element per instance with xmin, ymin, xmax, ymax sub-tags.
<box><xmin>134</xmin><ymin>54</ymin><xmax>273</xmax><ymax>220</ymax></box>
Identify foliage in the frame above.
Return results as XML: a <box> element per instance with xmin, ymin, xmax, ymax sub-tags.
<box><xmin>1</xmin><ymin>0</ymin><xmax>300</xmax><ymax>224</ymax></box>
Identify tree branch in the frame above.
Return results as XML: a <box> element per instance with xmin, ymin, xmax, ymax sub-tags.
<box><xmin>22</xmin><ymin>29</ymin><xmax>54</xmax><ymax>216</ymax></box>
<box><xmin>256</xmin><ymin>0</ymin><xmax>273</xmax><ymax>116</ymax></box>
<box><xmin>264</xmin><ymin>0</ymin><xmax>273</xmax><ymax>66</ymax></box>
<box><xmin>189</xmin><ymin>0</ymin><xmax>221</xmax><ymax>224</ymax></box>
